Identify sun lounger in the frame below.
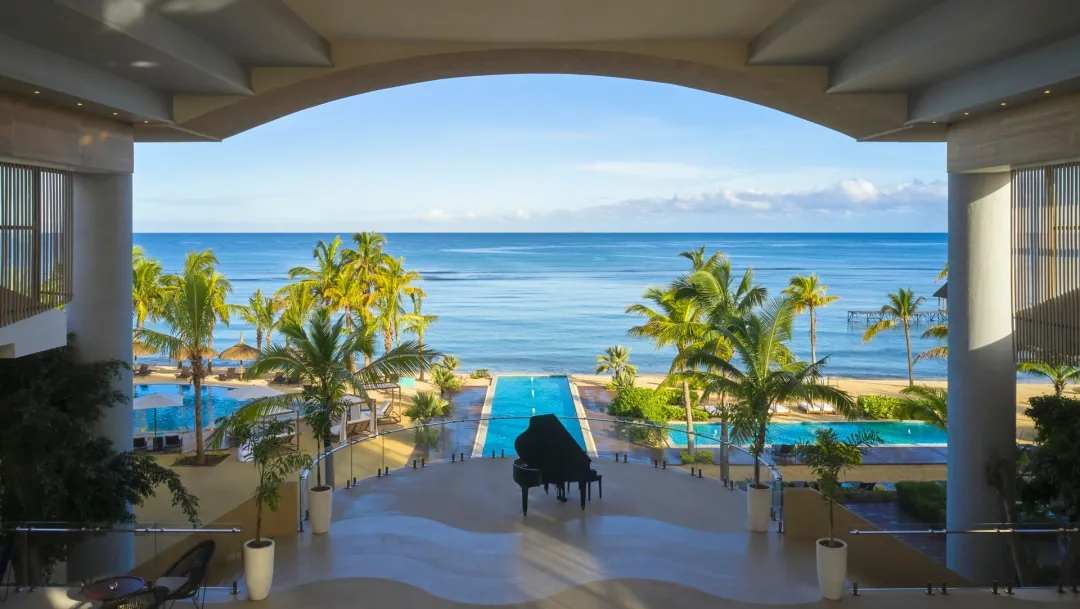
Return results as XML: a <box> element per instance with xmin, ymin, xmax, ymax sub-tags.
<box><xmin>217</xmin><ymin>367</ymin><xmax>239</xmax><ymax>381</ymax></box>
<box><xmin>798</xmin><ymin>402</ymin><xmax>837</xmax><ymax>415</ymax></box>
<box><xmin>135</xmin><ymin>363</ymin><xmax>151</xmax><ymax>377</ymax></box>
<box><xmin>133</xmin><ymin>437</ymin><xmax>148</xmax><ymax>452</ymax></box>
<box><xmin>175</xmin><ymin>366</ymin><xmax>192</xmax><ymax>380</ymax></box>
<box><xmin>163</xmin><ymin>435</ymin><xmax>183</xmax><ymax>453</ymax></box>
<box><xmin>375</xmin><ymin>400</ymin><xmax>399</xmax><ymax>424</ymax></box>
<box><xmin>330</xmin><ymin>406</ymin><xmax>372</xmax><ymax>438</ymax></box>
<box><xmin>769</xmin><ymin>404</ymin><xmax>791</xmax><ymax>415</ymax></box>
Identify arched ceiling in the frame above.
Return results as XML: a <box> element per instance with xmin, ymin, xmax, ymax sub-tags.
<box><xmin>2</xmin><ymin>0</ymin><xmax>1079</xmax><ymax>143</ymax></box>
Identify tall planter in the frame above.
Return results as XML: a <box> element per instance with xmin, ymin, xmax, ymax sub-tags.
<box><xmin>243</xmin><ymin>539</ymin><xmax>275</xmax><ymax>601</ymax></box>
<box><xmin>308</xmin><ymin>485</ymin><xmax>333</xmax><ymax>534</ymax></box>
<box><xmin>746</xmin><ymin>484</ymin><xmax>772</xmax><ymax>532</ymax></box>
<box><xmin>816</xmin><ymin>538</ymin><xmax>847</xmax><ymax>600</ymax></box>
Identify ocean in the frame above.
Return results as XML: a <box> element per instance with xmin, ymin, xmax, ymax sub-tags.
<box><xmin>133</xmin><ymin>233</ymin><xmax>950</xmax><ymax>380</ymax></box>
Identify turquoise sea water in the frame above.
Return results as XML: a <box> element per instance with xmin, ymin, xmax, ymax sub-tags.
<box><xmin>133</xmin><ymin>233</ymin><xmax>949</xmax><ymax>379</ymax></box>
<box><xmin>668</xmin><ymin>420</ymin><xmax>948</xmax><ymax>447</ymax></box>
<box><xmin>481</xmin><ymin>376</ymin><xmax>586</xmax><ymax>456</ymax></box>
<box><xmin>133</xmin><ymin>384</ymin><xmax>242</xmax><ymax>434</ymax></box>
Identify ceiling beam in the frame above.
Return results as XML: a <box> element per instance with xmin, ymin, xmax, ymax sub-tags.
<box><xmin>0</xmin><ymin>34</ymin><xmax>171</xmax><ymax>121</ymax></box>
<box><xmin>57</xmin><ymin>0</ymin><xmax>252</xmax><ymax>95</ymax></box>
<box><xmin>910</xmin><ymin>33</ymin><xmax>1080</xmax><ymax>123</ymax></box>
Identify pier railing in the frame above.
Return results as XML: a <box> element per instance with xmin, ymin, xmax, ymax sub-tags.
<box><xmin>846</xmin><ymin>310</ymin><xmax>948</xmax><ymax>325</ymax></box>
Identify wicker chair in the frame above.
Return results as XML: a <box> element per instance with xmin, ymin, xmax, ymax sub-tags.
<box><xmin>107</xmin><ymin>586</ymin><xmax>169</xmax><ymax>609</ymax></box>
<box><xmin>154</xmin><ymin>540</ymin><xmax>216</xmax><ymax>608</ymax></box>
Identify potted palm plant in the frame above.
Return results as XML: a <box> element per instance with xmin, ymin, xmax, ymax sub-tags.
<box><xmin>231</xmin><ymin>306</ymin><xmax>435</xmax><ymax>535</ymax></box>
<box><xmin>797</xmin><ymin>428</ymin><xmax>881</xmax><ymax>600</ymax></box>
<box><xmin>212</xmin><ymin>416</ymin><xmax>309</xmax><ymax>600</ymax></box>
<box><xmin>674</xmin><ymin>298</ymin><xmax>855</xmax><ymax>532</ymax></box>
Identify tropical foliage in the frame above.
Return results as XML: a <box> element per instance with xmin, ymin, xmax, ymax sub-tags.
<box><xmin>862</xmin><ymin>288</ymin><xmax>926</xmax><ymax>386</ymax></box>
<box><xmin>595</xmin><ymin>344</ymin><xmax>637</xmax><ymax>386</ymax></box>
<box><xmin>797</xmin><ymin>428</ymin><xmax>881</xmax><ymax>547</ymax></box>
<box><xmin>783</xmin><ymin>273</ymin><xmax>839</xmax><ymax>365</ymax></box>
<box><xmin>404</xmin><ymin>391</ymin><xmax>451</xmax><ymax>451</ymax></box>
<box><xmin>896</xmin><ymin>384</ymin><xmax>948</xmax><ymax>429</ymax></box>
<box><xmin>1018</xmin><ymin>361</ymin><xmax>1080</xmax><ymax>397</ymax></box>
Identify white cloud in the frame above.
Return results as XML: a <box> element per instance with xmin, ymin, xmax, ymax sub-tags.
<box><xmin>417</xmin><ymin>208</ymin><xmax>478</xmax><ymax>223</ymax></box>
<box><xmin>578</xmin><ymin>161</ymin><xmax>727</xmax><ymax>180</ymax></box>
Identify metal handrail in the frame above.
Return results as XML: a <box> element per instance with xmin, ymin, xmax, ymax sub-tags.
<box><xmin>7</xmin><ymin>526</ymin><xmax>240</xmax><ymax>534</ymax></box>
<box><xmin>851</xmin><ymin>526</ymin><xmax>1080</xmax><ymax>535</ymax></box>
<box><xmin>295</xmin><ymin>414</ymin><xmax>784</xmax><ymax>531</ymax></box>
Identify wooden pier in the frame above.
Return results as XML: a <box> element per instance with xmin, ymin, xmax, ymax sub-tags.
<box><xmin>846</xmin><ymin>310</ymin><xmax>948</xmax><ymax>325</ymax></box>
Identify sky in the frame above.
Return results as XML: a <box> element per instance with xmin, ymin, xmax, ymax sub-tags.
<box><xmin>133</xmin><ymin>75</ymin><xmax>947</xmax><ymax>233</ymax></box>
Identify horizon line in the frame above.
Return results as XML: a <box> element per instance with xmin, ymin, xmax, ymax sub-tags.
<box><xmin>132</xmin><ymin>230</ymin><xmax>949</xmax><ymax>235</ymax></box>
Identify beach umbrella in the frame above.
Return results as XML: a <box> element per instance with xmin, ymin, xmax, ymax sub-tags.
<box><xmin>134</xmin><ymin>392</ymin><xmax>184</xmax><ymax>438</ymax></box>
<box><xmin>227</xmin><ymin>385</ymin><xmax>284</xmax><ymax>402</ymax></box>
<box><xmin>219</xmin><ymin>333</ymin><xmax>259</xmax><ymax>372</ymax></box>
<box><xmin>177</xmin><ymin>345</ymin><xmax>219</xmax><ymax>361</ymax></box>
<box><xmin>133</xmin><ymin>340</ymin><xmax>156</xmax><ymax>361</ymax></box>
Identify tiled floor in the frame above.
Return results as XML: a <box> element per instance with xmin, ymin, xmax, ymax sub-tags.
<box><xmin>206</xmin><ymin>458</ymin><xmax>823</xmax><ymax>607</ymax></box>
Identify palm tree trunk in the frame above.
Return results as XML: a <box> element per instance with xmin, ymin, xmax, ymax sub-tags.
<box><xmin>720</xmin><ymin>396</ymin><xmax>729</xmax><ymax>481</ymax></box>
<box><xmin>192</xmin><ymin>360</ymin><xmax>205</xmax><ymax>462</ymax></box>
<box><xmin>809</xmin><ymin>307</ymin><xmax>817</xmax><ymax>364</ymax></box>
<box><xmin>418</xmin><ymin>332</ymin><xmax>426</xmax><ymax>382</ymax></box>
<box><xmin>682</xmin><ymin>379</ymin><xmax>695</xmax><ymax>452</ymax></box>
<box><xmin>903</xmin><ymin>320</ymin><xmax>914</xmax><ymax>386</ymax></box>
<box><xmin>383</xmin><ymin>328</ymin><xmax>392</xmax><ymax>354</ymax></box>
<box><xmin>256</xmin><ymin>329</ymin><xmax>263</xmax><ymax>351</ymax></box>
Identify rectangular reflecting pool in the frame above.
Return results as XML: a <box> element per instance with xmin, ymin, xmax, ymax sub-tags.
<box><xmin>668</xmin><ymin>420</ymin><xmax>947</xmax><ymax>447</ymax></box>
<box><xmin>480</xmin><ymin>376</ymin><xmax>587</xmax><ymax>456</ymax></box>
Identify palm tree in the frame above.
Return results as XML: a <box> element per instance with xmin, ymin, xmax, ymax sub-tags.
<box><xmin>239</xmin><ymin>289</ymin><xmax>280</xmax><ymax>350</ymax></box>
<box><xmin>374</xmin><ymin>257</ymin><xmax>425</xmax><ymax>352</ymax></box>
<box><xmin>676</xmin><ymin>298</ymin><xmax>855</xmax><ymax>486</ymax></box>
<box><xmin>897</xmin><ymin>385</ymin><xmax>948</xmax><ymax>429</ymax></box>
<box><xmin>404</xmin><ymin>391</ymin><xmax>450</xmax><ymax>453</ymax></box>
<box><xmin>436</xmin><ymin>354</ymin><xmax>461</xmax><ymax>373</ymax></box>
<box><xmin>783</xmin><ymin>274</ymin><xmax>839</xmax><ymax>365</ymax></box>
<box><xmin>1017</xmin><ymin>361</ymin><xmax>1080</xmax><ymax>397</ymax></box>
<box><xmin>937</xmin><ymin>263</ymin><xmax>949</xmax><ymax>282</ymax></box>
<box><xmin>288</xmin><ymin>236</ymin><xmax>346</xmax><ymax>305</ymax></box>
<box><xmin>627</xmin><ymin>285</ymin><xmax>709</xmax><ymax>449</ymax></box>
<box><xmin>347</xmin><ymin>231</ymin><xmax>390</xmax><ymax>297</ymax></box>
<box><xmin>863</xmin><ymin>288</ymin><xmax>926</xmax><ymax>387</ymax></box>
<box><xmin>679</xmin><ymin>246</ymin><xmax>724</xmax><ymax>271</ymax></box>
<box><xmin>595</xmin><ymin>345</ymin><xmax>638</xmax><ymax>381</ymax></box>
<box><xmin>403</xmin><ymin>293</ymin><xmax>438</xmax><ymax>381</ymax></box>
<box><xmin>132</xmin><ymin>246</ymin><xmax>171</xmax><ymax>328</ymax></box>
<box><xmin>915</xmin><ymin>324</ymin><xmax>948</xmax><ymax>363</ymax></box>
<box><xmin>135</xmin><ymin>258</ymin><xmax>233</xmax><ymax>462</ymax></box>
<box><xmin>223</xmin><ymin>306</ymin><xmax>436</xmax><ymax>488</ymax></box>
<box><xmin>163</xmin><ymin>250</ymin><xmax>235</xmax><ymax>346</ymax></box>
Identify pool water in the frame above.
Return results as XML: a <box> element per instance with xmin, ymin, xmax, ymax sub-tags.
<box><xmin>481</xmin><ymin>376</ymin><xmax>586</xmax><ymax>456</ymax></box>
<box><xmin>133</xmin><ymin>384</ymin><xmax>243</xmax><ymax>433</ymax></box>
<box><xmin>668</xmin><ymin>421</ymin><xmax>947</xmax><ymax>447</ymax></box>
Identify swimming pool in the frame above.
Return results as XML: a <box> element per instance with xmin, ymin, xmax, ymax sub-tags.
<box><xmin>668</xmin><ymin>421</ymin><xmax>947</xmax><ymax>447</ymax></box>
<box><xmin>479</xmin><ymin>376</ymin><xmax>587</xmax><ymax>456</ymax></box>
<box><xmin>133</xmin><ymin>384</ymin><xmax>243</xmax><ymax>434</ymax></box>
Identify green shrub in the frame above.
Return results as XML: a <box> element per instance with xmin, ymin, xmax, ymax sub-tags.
<box><xmin>608</xmin><ymin>386</ymin><xmax>658</xmax><ymax>418</ymax></box>
<box><xmin>679</xmin><ymin>450</ymin><xmax>714</xmax><ymax>464</ymax></box>
<box><xmin>469</xmin><ymin>369</ymin><xmax>491</xmax><ymax>379</ymax></box>
<box><xmin>896</xmin><ymin>481</ymin><xmax>947</xmax><ymax>524</ymax></box>
<box><xmin>857</xmin><ymin>395</ymin><xmax>904</xmax><ymax>419</ymax></box>
<box><xmin>659</xmin><ymin>404</ymin><xmax>708</xmax><ymax>421</ymax></box>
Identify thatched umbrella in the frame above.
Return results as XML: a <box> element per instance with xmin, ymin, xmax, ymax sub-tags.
<box><xmin>176</xmin><ymin>345</ymin><xmax>219</xmax><ymax>370</ymax></box>
<box><xmin>133</xmin><ymin>340</ymin><xmax>156</xmax><ymax>361</ymax></box>
<box><xmin>219</xmin><ymin>333</ymin><xmax>259</xmax><ymax>373</ymax></box>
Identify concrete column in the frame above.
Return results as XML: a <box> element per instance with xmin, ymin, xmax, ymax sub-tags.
<box><xmin>946</xmin><ymin>171</ymin><xmax>1016</xmax><ymax>583</ymax></box>
<box><xmin>68</xmin><ymin>172</ymin><xmax>134</xmax><ymax>578</ymax></box>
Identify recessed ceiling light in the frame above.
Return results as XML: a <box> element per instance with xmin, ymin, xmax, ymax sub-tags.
<box><xmin>131</xmin><ymin>60</ymin><xmax>158</xmax><ymax>68</ymax></box>
<box><xmin>143</xmin><ymin>120</ymin><xmax>149</xmax><ymax>124</ymax></box>
<box><xmin>1001</xmin><ymin>102</ymin><xmax>1008</xmax><ymax>106</ymax></box>
<box><xmin>931</xmin><ymin>121</ymin><xmax>937</xmax><ymax>124</ymax></box>
<box><xmin>964</xmin><ymin>112</ymin><xmax>970</xmax><ymax>116</ymax></box>
<box><xmin>33</xmin><ymin>90</ymin><xmax>40</xmax><ymax>94</ymax></box>
<box><xmin>1045</xmin><ymin>90</ymin><xmax>1051</xmax><ymax>94</ymax></box>
<box><xmin>76</xmin><ymin>102</ymin><xmax>83</xmax><ymax>106</ymax></box>
<box><xmin>112</xmin><ymin>112</ymin><xmax>118</xmax><ymax>115</ymax></box>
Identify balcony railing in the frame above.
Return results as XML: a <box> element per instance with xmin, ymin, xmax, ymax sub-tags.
<box><xmin>0</xmin><ymin>161</ymin><xmax>73</xmax><ymax>329</ymax></box>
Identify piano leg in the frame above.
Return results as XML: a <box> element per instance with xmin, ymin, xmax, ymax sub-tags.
<box><xmin>543</xmin><ymin>483</ymin><xmax>549</xmax><ymax>495</ymax></box>
<box><xmin>579</xmin><ymin>481</ymin><xmax>586</xmax><ymax>510</ymax></box>
<box><xmin>556</xmin><ymin>483</ymin><xmax>568</xmax><ymax>503</ymax></box>
<box><xmin>521</xmin><ymin>487</ymin><xmax>529</xmax><ymax>516</ymax></box>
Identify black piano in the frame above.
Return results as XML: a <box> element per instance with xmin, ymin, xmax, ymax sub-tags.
<box><xmin>512</xmin><ymin>414</ymin><xmax>601</xmax><ymax>515</ymax></box>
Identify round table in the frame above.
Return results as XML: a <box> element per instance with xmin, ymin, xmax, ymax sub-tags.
<box><xmin>82</xmin><ymin>576</ymin><xmax>146</xmax><ymax>605</ymax></box>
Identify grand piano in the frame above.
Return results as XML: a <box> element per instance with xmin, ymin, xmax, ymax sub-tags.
<box><xmin>512</xmin><ymin>414</ymin><xmax>601</xmax><ymax>515</ymax></box>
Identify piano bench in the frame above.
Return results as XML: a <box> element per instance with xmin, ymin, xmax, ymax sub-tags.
<box><xmin>587</xmin><ymin>473</ymin><xmax>602</xmax><ymax>501</ymax></box>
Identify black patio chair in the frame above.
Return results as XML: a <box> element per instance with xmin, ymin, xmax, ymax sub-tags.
<box><xmin>108</xmin><ymin>586</ymin><xmax>169</xmax><ymax>609</ymax></box>
<box><xmin>154</xmin><ymin>540</ymin><xmax>215</xmax><ymax>608</ymax></box>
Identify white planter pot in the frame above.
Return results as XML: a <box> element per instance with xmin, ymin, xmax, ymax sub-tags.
<box><xmin>243</xmin><ymin>539</ymin><xmax>275</xmax><ymax>601</ymax></box>
<box><xmin>309</xmin><ymin>485</ymin><xmax>333</xmax><ymax>534</ymax></box>
<box><xmin>816</xmin><ymin>538</ymin><xmax>848</xmax><ymax>600</ymax></box>
<box><xmin>746</xmin><ymin>484</ymin><xmax>773</xmax><ymax>532</ymax></box>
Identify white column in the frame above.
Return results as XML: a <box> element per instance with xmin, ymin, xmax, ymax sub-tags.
<box><xmin>68</xmin><ymin>172</ymin><xmax>134</xmax><ymax>578</ymax></box>
<box><xmin>946</xmin><ymin>171</ymin><xmax>1016</xmax><ymax>583</ymax></box>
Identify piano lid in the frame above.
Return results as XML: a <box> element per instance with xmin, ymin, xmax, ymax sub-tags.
<box><xmin>514</xmin><ymin>414</ymin><xmax>591</xmax><ymax>481</ymax></box>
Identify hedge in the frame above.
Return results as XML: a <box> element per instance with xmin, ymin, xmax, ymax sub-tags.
<box><xmin>857</xmin><ymin>395</ymin><xmax>904</xmax><ymax>420</ymax></box>
<box><xmin>896</xmin><ymin>481</ymin><xmax>946</xmax><ymax>524</ymax></box>
<box><xmin>609</xmin><ymin>387</ymin><xmax>709</xmax><ymax>421</ymax></box>
<box><xmin>679</xmin><ymin>450</ymin><xmax>714</xmax><ymax>464</ymax></box>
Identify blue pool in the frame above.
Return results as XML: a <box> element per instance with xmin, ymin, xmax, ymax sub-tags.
<box><xmin>669</xmin><ymin>421</ymin><xmax>948</xmax><ymax>447</ymax></box>
<box><xmin>133</xmin><ymin>384</ymin><xmax>243</xmax><ymax>434</ymax></box>
<box><xmin>481</xmin><ymin>376</ymin><xmax>586</xmax><ymax>456</ymax></box>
